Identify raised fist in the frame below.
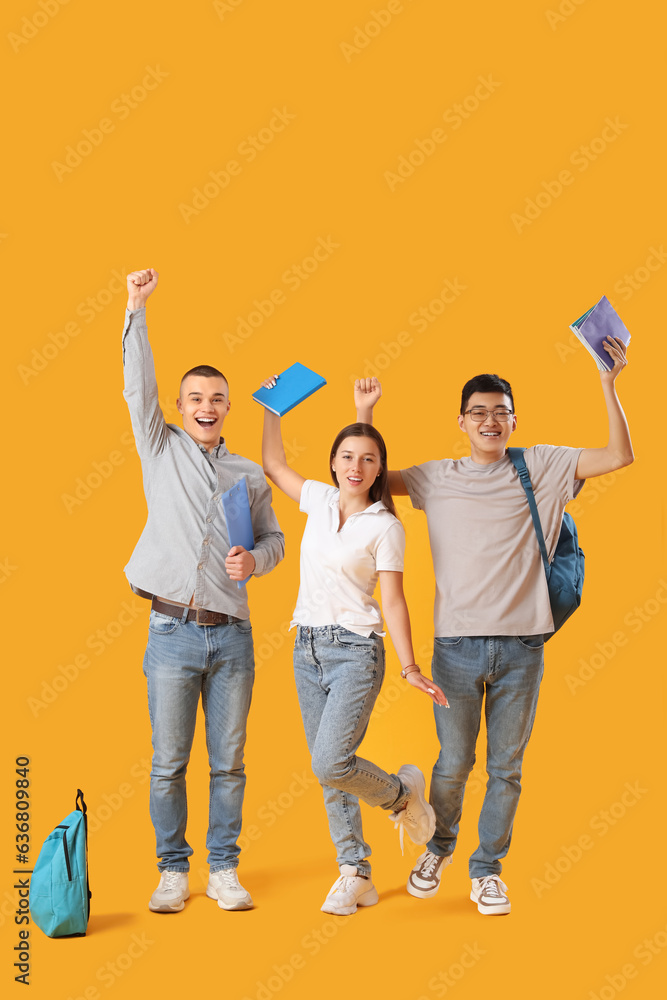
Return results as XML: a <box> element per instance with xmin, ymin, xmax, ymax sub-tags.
<box><xmin>126</xmin><ymin>269</ymin><xmax>159</xmax><ymax>309</ymax></box>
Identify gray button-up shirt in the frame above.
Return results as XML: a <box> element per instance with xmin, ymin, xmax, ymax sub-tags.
<box><xmin>122</xmin><ymin>308</ymin><xmax>284</xmax><ymax>617</ymax></box>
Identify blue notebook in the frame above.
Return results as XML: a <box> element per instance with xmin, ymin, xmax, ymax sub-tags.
<box><xmin>221</xmin><ymin>477</ymin><xmax>254</xmax><ymax>588</ymax></box>
<box><xmin>570</xmin><ymin>296</ymin><xmax>631</xmax><ymax>372</ymax></box>
<box><xmin>252</xmin><ymin>362</ymin><xmax>326</xmax><ymax>416</ymax></box>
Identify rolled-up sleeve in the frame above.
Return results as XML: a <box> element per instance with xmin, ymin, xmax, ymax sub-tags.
<box><xmin>248</xmin><ymin>474</ymin><xmax>285</xmax><ymax>577</ymax></box>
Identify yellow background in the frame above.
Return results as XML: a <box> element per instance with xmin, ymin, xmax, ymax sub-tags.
<box><xmin>2</xmin><ymin>1</ymin><xmax>665</xmax><ymax>997</ymax></box>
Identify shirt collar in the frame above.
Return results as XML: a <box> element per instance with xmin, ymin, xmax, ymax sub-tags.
<box><xmin>195</xmin><ymin>437</ymin><xmax>228</xmax><ymax>459</ymax></box>
<box><xmin>459</xmin><ymin>453</ymin><xmax>509</xmax><ymax>472</ymax></box>
<box><xmin>327</xmin><ymin>491</ymin><xmax>387</xmax><ymax>516</ymax></box>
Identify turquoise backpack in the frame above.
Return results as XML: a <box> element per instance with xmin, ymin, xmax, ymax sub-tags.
<box><xmin>508</xmin><ymin>448</ymin><xmax>585</xmax><ymax>640</ymax></box>
<box><xmin>30</xmin><ymin>790</ymin><xmax>91</xmax><ymax>937</ymax></box>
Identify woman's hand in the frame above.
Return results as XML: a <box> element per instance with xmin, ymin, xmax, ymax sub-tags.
<box><xmin>354</xmin><ymin>377</ymin><xmax>382</xmax><ymax>423</ymax></box>
<box><xmin>405</xmin><ymin>669</ymin><xmax>449</xmax><ymax>707</ymax></box>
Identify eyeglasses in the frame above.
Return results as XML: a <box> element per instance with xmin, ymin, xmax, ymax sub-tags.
<box><xmin>464</xmin><ymin>408</ymin><xmax>514</xmax><ymax>422</ymax></box>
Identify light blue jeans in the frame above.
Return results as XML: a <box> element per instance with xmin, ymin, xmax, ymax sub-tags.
<box><xmin>142</xmin><ymin>608</ymin><xmax>255</xmax><ymax>873</ymax></box>
<box><xmin>428</xmin><ymin>635</ymin><xmax>545</xmax><ymax>878</ymax></box>
<box><xmin>293</xmin><ymin>625</ymin><xmax>408</xmax><ymax>877</ymax></box>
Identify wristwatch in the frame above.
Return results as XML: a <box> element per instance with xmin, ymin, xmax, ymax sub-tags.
<box><xmin>400</xmin><ymin>664</ymin><xmax>420</xmax><ymax>679</ymax></box>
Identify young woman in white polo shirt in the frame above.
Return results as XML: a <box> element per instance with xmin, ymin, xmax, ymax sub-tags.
<box><xmin>261</xmin><ymin>375</ymin><xmax>448</xmax><ymax>915</ymax></box>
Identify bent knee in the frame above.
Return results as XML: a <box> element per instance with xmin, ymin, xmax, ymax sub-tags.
<box><xmin>311</xmin><ymin>753</ymin><xmax>353</xmax><ymax>788</ymax></box>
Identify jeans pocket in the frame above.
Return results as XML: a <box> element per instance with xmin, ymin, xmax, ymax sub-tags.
<box><xmin>434</xmin><ymin>636</ymin><xmax>464</xmax><ymax>646</ymax></box>
<box><xmin>148</xmin><ymin>611</ymin><xmax>182</xmax><ymax>635</ymax></box>
<box><xmin>515</xmin><ymin>634</ymin><xmax>545</xmax><ymax>650</ymax></box>
<box><xmin>333</xmin><ymin>628</ymin><xmax>379</xmax><ymax>648</ymax></box>
<box><xmin>232</xmin><ymin>620</ymin><xmax>253</xmax><ymax>634</ymax></box>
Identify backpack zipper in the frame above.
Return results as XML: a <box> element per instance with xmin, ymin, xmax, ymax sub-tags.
<box><xmin>56</xmin><ymin>825</ymin><xmax>72</xmax><ymax>881</ymax></box>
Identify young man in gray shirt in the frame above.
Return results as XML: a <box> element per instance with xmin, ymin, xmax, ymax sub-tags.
<box><xmin>123</xmin><ymin>269</ymin><xmax>284</xmax><ymax>914</ymax></box>
<box><xmin>356</xmin><ymin>335</ymin><xmax>632</xmax><ymax>914</ymax></box>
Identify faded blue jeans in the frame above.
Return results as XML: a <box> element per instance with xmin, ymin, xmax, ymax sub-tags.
<box><xmin>143</xmin><ymin>608</ymin><xmax>255</xmax><ymax>873</ymax></box>
<box><xmin>293</xmin><ymin>625</ymin><xmax>408</xmax><ymax>877</ymax></box>
<box><xmin>428</xmin><ymin>635</ymin><xmax>545</xmax><ymax>878</ymax></box>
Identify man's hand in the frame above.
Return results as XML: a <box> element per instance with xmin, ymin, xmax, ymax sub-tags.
<box><xmin>600</xmin><ymin>335</ymin><xmax>628</xmax><ymax>383</ymax></box>
<box><xmin>127</xmin><ymin>269</ymin><xmax>159</xmax><ymax>310</ymax></box>
<box><xmin>354</xmin><ymin>377</ymin><xmax>382</xmax><ymax>423</ymax></box>
<box><xmin>225</xmin><ymin>545</ymin><xmax>256</xmax><ymax>582</ymax></box>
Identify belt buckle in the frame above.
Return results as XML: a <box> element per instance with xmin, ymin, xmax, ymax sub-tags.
<box><xmin>196</xmin><ymin>608</ymin><xmax>217</xmax><ymax>626</ymax></box>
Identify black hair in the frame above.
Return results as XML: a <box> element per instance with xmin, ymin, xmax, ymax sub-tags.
<box><xmin>328</xmin><ymin>423</ymin><xmax>398</xmax><ymax>519</ymax></box>
<box><xmin>180</xmin><ymin>365</ymin><xmax>229</xmax><ymax>395</ymax></box>
<box><xmin>460</xmin><ymin>374</ymin><xmax>514</xmax><ymax>415</ymax></box>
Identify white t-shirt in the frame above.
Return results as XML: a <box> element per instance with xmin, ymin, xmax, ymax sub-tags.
<box><xmin>291</xmin><ymin>479</ymin><xmax>405</xmax><ymax>637</ymax></box>
<box><xmin>401</xmin><ymin>445</ymin><xmax>584</xmax><ymax>636</ymax></box>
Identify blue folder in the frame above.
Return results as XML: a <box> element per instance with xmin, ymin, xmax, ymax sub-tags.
<box><xmin>221</xmin><ymin>477</ymin><xmax>254</xmax><ymax>588</ymax></box>
<box><xmin>252</xmin><ymin>362</ymin><xmax>326</xmax><ymax>416</ymax></box>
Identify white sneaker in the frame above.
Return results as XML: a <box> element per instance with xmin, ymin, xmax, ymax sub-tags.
<box><xmin>407</xmin><ymin>850</ymin><xmax>453</xmax><ymax>899</ymax></box>
<box><xmin>148</xmin><ymin>870</ymin><xmax>189</xmax><ymax>912</ymax></box>
<box><xmin>389</xmin><ymin>765</ymin><xmax>436</xmax><ymax>851</ymax></box>
<box><xmin>470</xmin><ymin>874</ymin><xmax>511</xmax><ymax>915</ymax></box>
<box><xmin>320</xmin><ymin>865</ymin><xmax>379</xmax><ymax>916</ymax></box>
<box><xmin>206</xmin><ymin>868</ymin><xmax>254</xmax><ymax>910</ymax></box>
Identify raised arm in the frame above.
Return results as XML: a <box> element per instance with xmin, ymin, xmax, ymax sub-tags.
<box><xmin>575</xmin><ymin>336</ymin><xmax>634</xmax><ymax>479</ymax></box>
<box><xmin>353</xmin><ymin>378</ymin><xmax>410</xmax><ymax>495</ymax></box>
<box><xmin>260</xmin><ymin>375</ymin><xmax>306</xmax><ymax>503</ymax></box>
<box><xmin>122</xmin><ymin>269</ymin><xmax>168</xmax><ymax>456</ymax></box>
<box><xmin>355</xmin><ymin>377</ymin><xmax>382</xmax><ymax>423</ymax></box>
<box><xmin>379</xmin><ymin>571</ymin><xmax>448</xmax><ymax>707</ymax></box>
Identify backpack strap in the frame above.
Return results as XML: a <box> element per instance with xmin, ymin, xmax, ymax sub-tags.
<box><xmin>507</xmin><ymin>447</ymin><xmax>550</xmax><ymax>577</ymax></box>
<box><xmin>76</xmin><ymin>789</ymin><xmax>92</xmax><ymax>917</ymax></box>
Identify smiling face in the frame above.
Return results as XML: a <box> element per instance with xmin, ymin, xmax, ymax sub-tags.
<box><xmin>176</xmin><ymin>375</ymin><xmax>230</xmax><ymax>452</ymax></box>
<box><xmin>458</xmin><ymin>391</ymin><xmax>517</xmax><ymax>464</ymax></box>
<box><xmin>331</xmin><ymin>435</ymin><xmax>382</xmax><ymax>500</ymax></box>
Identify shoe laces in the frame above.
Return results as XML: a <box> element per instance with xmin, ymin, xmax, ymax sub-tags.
<box><xmin>331</xmin><ymin>873</ymin><xmax>360</xmax><ymax>896</ymax></box>
<box><xmin>420</xmin><ymin>852</ymin><xmax>440</xmax><ymax>877</ymax></box>
<box><xmin>217</xmin><ymin>868</ymin><xmax>240</xmax><ymax>887</ymax></box>
<box><xmin>477</xmin><ymin>875</ymin><xmax>506</xmax><ymax>898</ymax></box>
<box><xmin>162</xmin><ymin>871</ymin><xmax>184</xmax><ymax>891</ymax></box>
<box><xmin>389</xmin><ymin>808</ymin><xmax>407</xmax><ymax>855</ymax></box>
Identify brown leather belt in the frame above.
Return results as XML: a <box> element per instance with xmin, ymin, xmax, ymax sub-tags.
<box><xmin>151</xmin><ymin>597</ymin><xmax>244</xmax><ymax>627</ymax></box>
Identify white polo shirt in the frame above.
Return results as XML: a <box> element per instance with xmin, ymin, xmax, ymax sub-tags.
<box><xmin>291</xmin><ymin>479</ymin><xmax>405</xmax><ymax>637</ymax></box>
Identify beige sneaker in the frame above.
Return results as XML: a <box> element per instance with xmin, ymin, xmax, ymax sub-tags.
<box><xmin>148</xmin><ymin>870</ymin><xmax>189</xmax><ymax>912</ymax></box>
<box><xmin>321</xmin><ymin>865</ymin><xmax>379</xmax><ymax>916</ymax></box>
<box><xmin>389</xmin><ymin>765</ymin><xmax>436</xmax><ymax>851</ymax></box>
<box><xmin>207</xmin><ymin>868</ymin><xmax>253</xmax><ymax>910</ymax></box>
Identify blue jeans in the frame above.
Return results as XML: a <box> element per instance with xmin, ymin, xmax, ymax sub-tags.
<box><xmin>293</xmin><ymin>626</ymin><xmax>407</xmax><ymax>877</ymax></box>
<box><xmin>142</xmin><ymin>608</ymin><xmax>255</xmax><ymax>873</ymax></box>
<box><xmin>428</xmin><ymin>635</ymin><xmax>545</xmax><ymax>878</ymax></box>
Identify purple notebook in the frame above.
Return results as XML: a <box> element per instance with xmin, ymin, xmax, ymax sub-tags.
<box><xmin>570</xmin><ymin>296</ymin><xmax>631</xmax><ymax>372</ymax></box>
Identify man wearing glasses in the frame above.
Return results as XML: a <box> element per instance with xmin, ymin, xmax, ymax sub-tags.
<box><xmin>355</xmin><ymin>338</ymin><xmax>632</xmax><ymax>914</ymax></box>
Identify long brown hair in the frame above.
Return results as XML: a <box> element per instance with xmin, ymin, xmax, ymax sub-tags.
<box><xmin>328</xmin><ymin>423</ymin><xmax>398</xmax><ymax>519</ymax></box>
